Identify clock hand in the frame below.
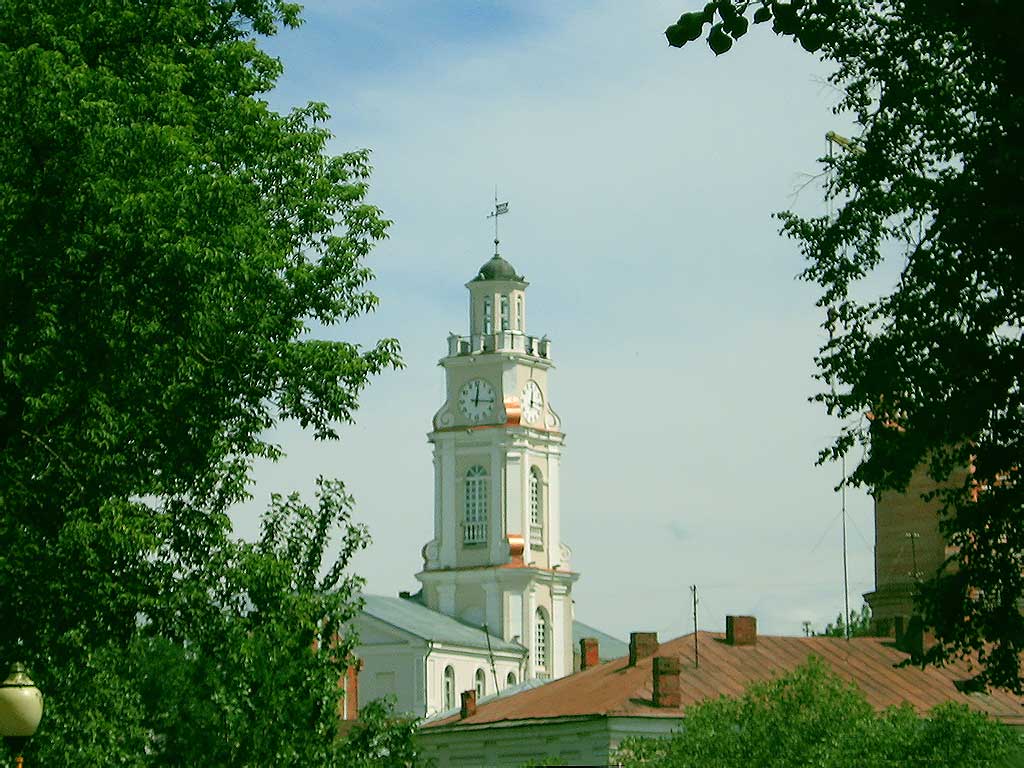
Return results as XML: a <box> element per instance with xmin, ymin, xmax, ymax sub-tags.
<box><xmin>474</xmin><ymin>382</ymin><xmax>480</xmax><ymax>406</ymax></box>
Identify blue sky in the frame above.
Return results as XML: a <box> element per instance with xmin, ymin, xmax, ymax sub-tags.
<box><xmin>233</xmin><ymin>0</ymin><xmax>875</xmax><ymax>641</ymax></box>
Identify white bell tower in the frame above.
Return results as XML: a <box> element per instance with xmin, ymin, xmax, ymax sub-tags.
<box><xmin>416</xmin><ymin>248</ymin><xmax>577</xmax><ymax>681</ymax></box>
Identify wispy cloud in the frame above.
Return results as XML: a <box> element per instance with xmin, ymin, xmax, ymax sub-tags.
<box><xmin>235</xmin><ymin>1</ymin><xmax>873</xmax><ymax>640</ymax></box>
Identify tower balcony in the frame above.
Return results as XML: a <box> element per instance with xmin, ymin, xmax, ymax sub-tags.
<box><xmin>447</xmin><ymin>332</ymin><xmax>552</xmax><ymax>359</ymax></box>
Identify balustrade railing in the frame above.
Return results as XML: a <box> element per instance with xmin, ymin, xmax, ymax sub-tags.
<box><xmin>447</xmin><ymin>332</ymin><xmax>551</xmax><ymax>359</ymax></box>
<box><xmin>463</xmin><ymin>522</ymin><xmax>488</xmax><ymax>545</ymax></box>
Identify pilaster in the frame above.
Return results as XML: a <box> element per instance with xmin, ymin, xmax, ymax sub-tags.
<box><xmin>440</xmin><ymin>440</ymin><xmax>456</xmax><ymax>567</ymax></box>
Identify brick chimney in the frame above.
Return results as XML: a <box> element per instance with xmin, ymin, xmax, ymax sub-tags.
<box><xmin>339</xmin><ymin>657</ymin><xmax>361</xmax><ymax>720</ymax></box>
<box><xmin>629</xmin><ymin>631</ymin><xmax>659</xmax><ymax>666</ymax></box>
<box><xmin>898</xmin><ymin>615</ymin><xmax>934</xmax><ymax>658</ymax></box>
<box><xmin>460</xmin><ymin>689</ymin><xmax>477</xmax><ymax>719</ymax></box>
<box><xmin>726</xmin><ymin>615</ymin><xmax>757</xmax><ymax>646</ymax></box>
<box><xmin>580</xmin><ymin>637</ymin><xmax>600</xmax><ymax>670</ymax></box>
<box><xmin>652</xmin><ymin>656</ymin><xmax>681</xmax><ymax>708</ymax></box>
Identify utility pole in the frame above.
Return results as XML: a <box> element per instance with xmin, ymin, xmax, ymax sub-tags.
<box><xmin>691</xmin><ymin>585</ymin><xmax>699</xmax><ymax>669</ymax></box>
<box><xmin>483</xmin><ymin>623</ymin><xmax>500</xmax><ymax>695</ymax></box>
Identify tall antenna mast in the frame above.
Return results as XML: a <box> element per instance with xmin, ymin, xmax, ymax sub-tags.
<box><xmin>691</xmin><ymin>585</ymin><xmax>699</xmax><ymax>668</ymax></box>
<box><xmin>825</xmin><ymin>130</ymin><xmax>862</xmax><ymax>641</ymax></box>
<box><xmin>486</xmin><ymin>187</ymin><xmax>509</xmax><ymax>256</ymax></box>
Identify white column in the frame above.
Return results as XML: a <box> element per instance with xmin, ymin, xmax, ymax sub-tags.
<box><xmin>505</xmin><ymin>451</ymin><xmax>523</xmax><ymax>538</ymax></box>
<box><xmin>548</xmin><ymin>451</ymin><xmax>562</xmax><ymax>567</ymax></box>
<box><xmin>482</xmin><ymin>581</ymin><xmax>501</xmax><ymax>637</ymax></box>
<box><xmin>440</xmin><ymin>440</ymin><xmax>457</xmax><ymax>567</ymax></box>
<box><xmin>437</xmin><ymin>583</ymin><xmax>456</xmax><ymax>617</ymax></box>
<box><xmin>552</xmin><ymin>586</ymin><xmax>571</xmax><ymax>678</ymax></box>
<box><xmin>507</xmin><ymin>591</ymin><xmax>523</xmax><ymax>644</ymax></box>
<box><xmin>414</xmin><ymin>653</ymin><xmax>426</xmax><ymax>716</ymax></box>
<box><xmin>520</xmin><ymin>450</ymin><xmax>532</xmax><ymax>563</ymax></box>
<box><xmin>490</xmin><ymin>444</ymin><xmax>503</xmax><ymax>562</ymax></box>
<box><xmin>526</xmin><ymin>588</ymin><xmax>537</xmax><ymax>679</ymax></box>
<box><xmin>431</xmin><ymin>453</ymin><xmax>441</xmax><ymax>560</ymax></box>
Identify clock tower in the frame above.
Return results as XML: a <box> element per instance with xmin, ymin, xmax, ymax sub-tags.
<box><xmin>416</xmin><ymin>251</ymin><xmax>577</xmax><ymax>681</ymax></box>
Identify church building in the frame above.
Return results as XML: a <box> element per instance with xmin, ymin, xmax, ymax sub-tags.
<box><xmin>352</xmin><ymin>245</ymin><xmax>614</xmax><ymax>718</ymax></box>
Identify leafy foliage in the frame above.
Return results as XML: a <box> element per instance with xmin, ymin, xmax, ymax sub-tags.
<box><xmin>0</xmin><ymin>0</ymin><xmax>405</xmax><ymax>763</ymax></box>
<box><xmin>339</xmin><ymin>698</ymin><xmax>420</xmax><ymax>768</ymax></box>
<box><xmin>131</xmin><ymin>480</ymin><xmax>378</xmax><ymax>766</ymax></box>
<box><xmin>665</xmin><ymin>1</ymin><xmax>1024</xmax><ymax>690</ymax></box>
<box><xmin>616</xmin><ymin>656</ymin><xmax>1017</xmax><ymax>767</ymax></box>
<box><xmin>820</xmin><ymin>603</ymin><xmax>873</xmax><ymax>638</ymax></box>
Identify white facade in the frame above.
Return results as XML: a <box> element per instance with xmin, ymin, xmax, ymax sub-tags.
<box><xmin>352</xmin><ymin>600</ymin><xmax>526</xmax><ymax>718</ymax></box>
<box><xmin>417</xmin><ymin>715</ymin><xmax>680</xmax><ymax>767</ymax></box>
<box><xmin>354</xmin><ymin>252</ymin><xmax>579</xmax><ymax>719</ymax></box>
<box><xmin>417</xmin><ymin>254</ymin><xmax>578</xmax><ymax>682</ymax></box>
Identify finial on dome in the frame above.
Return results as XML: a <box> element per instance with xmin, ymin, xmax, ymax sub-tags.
<box><xmin>487</xmin><ymin>189</ymin><xmax>509</xmax><ymax>257</ymax></box>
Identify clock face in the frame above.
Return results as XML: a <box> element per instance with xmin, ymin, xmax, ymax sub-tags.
<box><xmin>520</xmin><ymin>380</ymin><xmax>543</xmax><ymax>424</ymax></box>
<box><xmin>458</xmin><ymin>378</ymin><xmax>496</xmax><ymax>422</ymax></box>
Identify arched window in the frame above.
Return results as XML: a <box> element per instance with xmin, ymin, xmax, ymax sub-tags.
<box><xmin>443</xmin><ymin>665</ymin><xmax>455</xmax><ymax>710</ymax></box>
<box><xmin>515</xmin><ymin>295</ymin><xmax>523</xmax><ymax>331</ymax></box>
<box><xmin>535</xmin><ymin>608</ymin><xmax>549</xmax><ymax>674</ymax></box>
<box><xmin>464</xmin><ymin>466</ymin><xmax>488</xmax><ymax>544</ymax></box>
<box><xmin>506</xmin><ymin>671</ymin><xmax>517</xmax><ymax>688</ymax></box>
<box><xmin>500</xmin><ymin>294</ymin><xmax>510</xmax><ymax>332</ymax></box>
<box><xmin>483</xmin><ymin>296</ymin><xmax>493</xmax><ymax>334</ymax></box>
<box><xmin>529</xmin><ymin>467</ymin><xmax>543</xmax><ymax>548</ymax></box>
<box><xmin>475</xmin><ymin>668</ymin><xmax>487</xmax><ymax>698</ymax></box>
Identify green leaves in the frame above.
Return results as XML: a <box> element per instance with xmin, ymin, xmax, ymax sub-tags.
<box><xmin>665</xmin><ymin>11</ymin><xmax>707</xmax><ymax>47</ymax></box>
<box><xmin>708</xmin><ymin>23</ymin><xmax>734</xmax><ymax>55</ymax></box>
<box><xmin>771</xmin><ymin>2</ymin><xmax>800</xmax><ymax>35</ymax></box>
<box><xmin>666</xmin><ymin>0</ymin><xmax>1024</xmax><ymax>692</ymax></box>
<box><xmin>0</xmin><ymin>0</ymin><xmax>405</xmax><ymax>762</ymax></box>
<box><xmin>616</xmin><ymin>657</ymin><xmax>1015</xmax><ymax>767</ymax></box>
<box><xmin>664</xmin><ymin>2</ymin><xmax>754</xmax><ymax>52</ymax></box>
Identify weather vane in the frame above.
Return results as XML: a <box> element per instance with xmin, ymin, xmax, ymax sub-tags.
<box><xmin>486</xmin><ymin>188</ymin><xmax>509</xmax><ymax>256</ymax></box>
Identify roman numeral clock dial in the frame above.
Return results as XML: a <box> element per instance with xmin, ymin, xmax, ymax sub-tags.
<box><xmin>520</xmin><ymin>380</ymin><xmax>543</xmax><ymax>424</ymax></box>
<box><xmin>458</xmin><ymin>378</ymin><xmax>496</xmax><ymax>422</ymax></box>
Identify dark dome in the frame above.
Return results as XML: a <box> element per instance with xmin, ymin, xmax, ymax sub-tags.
<box><xmin>473</xmin><ymin>255</ymin><xmax>523</xmax><ymax>282</ymax></box>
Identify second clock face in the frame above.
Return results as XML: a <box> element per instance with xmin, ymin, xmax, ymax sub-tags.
<box><xmin>458</xmin><ymin>378</ymin><xmax>496</xmax><ymax>422</ymax></box>
<box><xmin>520</xmin><ymin>380</ymin><xmax>543</xmax><ymax>424</ymax></box>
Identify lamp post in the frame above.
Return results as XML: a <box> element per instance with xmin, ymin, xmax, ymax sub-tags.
<box><xmin>0</xmin><ymin>664</ymin><xmax>43</xmax><ymax>768</ymax></box>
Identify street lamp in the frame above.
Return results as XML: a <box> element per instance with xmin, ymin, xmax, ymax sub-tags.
<box><xmin>0</xmin><ymin>664</ymin><xmax>43</xmax><ymax>768</ymax></box>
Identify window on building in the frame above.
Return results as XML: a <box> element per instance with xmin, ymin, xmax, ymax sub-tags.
<box><xmin>535</xmin><ymin>608</ymin><xmax>549</xmax><ymax>673</ymax></box>
<box><xmin>483</xmin><ymin>296</ymin><xmax>492</xmax><ymax>334</ymax></box>
<box><xmin>500</xmin><ymin>294</ymin><xmax>510</xmax><ymax>331</ymax></box>
<box><xmin>475</xmin><ymin>668</ymin><xmax>486</xmax><ymax>698</ymax></box>
<box><xmin>464</xmin><ymin>465</ymin><xmax>488</xmax><ymax>544</ymax></box>
<box><xmin>506</xmin><ymin>671</ymin><xmax>517</xmax><ymax>688</ymax></box>
<box><xmin>529</xmin><ymin>467</ymin><xmax>543</xmax><ymax>549</ymax></box>
<box><xmin>443</xmin><ymin>665</ymin><xmax>455</xmax><ymax>710</ymax></box>
<box><xmin>515</xmin><ymin>295</ymin><xmax>523</xmax><ymax>331</ymax></box>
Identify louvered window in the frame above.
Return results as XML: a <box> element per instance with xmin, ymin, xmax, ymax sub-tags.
<box><xmin>464</xmin><ymin>465</ymin><xmax>488</xmax><ymax>544</ymax></box>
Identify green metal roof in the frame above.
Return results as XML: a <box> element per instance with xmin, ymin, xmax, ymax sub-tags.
<box><xmin>471</xmin><ymin>254</ymin><xmax>524</xmax><ymax>282</ymax></box>
<box><xmin>572</xmin><ymin>620</ymin><xmax>630</xmax><ymax>661</ymax></box>
<box><xmin>361</xmin><ymin>594</ymin><xmax>525</xmax><ymax>654</ymax></box>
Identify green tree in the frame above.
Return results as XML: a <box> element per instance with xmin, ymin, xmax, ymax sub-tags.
<box><xmin>0</xmin><ymin>0</ymin><xmax>402</xmax><ymax>763</ymax></box>
<box><xmin>820</xmin><ymin>603</ymin><xmax>873</xmax><ymax>638</ymax></box>
<box><xmin>339</xmin><ymin>698</ymin><xmax>420</xmax><ymax>768</ymax></box>
<box><xmin>665</xmin><ymin>1</ymin><xmax>1024</xmax><ymax>690</ymax></box>
<box><xmin>129</xmin><ymin>479</ymin><xmax>410</xmax><ymax>766</ymax></box>
<box><xmin>616</xmin><ymin>656</ymin><xmax>1017</xmax><ymax>767</ymax></box>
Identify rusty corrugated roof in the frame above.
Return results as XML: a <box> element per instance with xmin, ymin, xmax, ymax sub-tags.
<box><xmin>423</xmin><ymin>632</ymin><xmax>1024</xmax><ymax>729</ymax></box>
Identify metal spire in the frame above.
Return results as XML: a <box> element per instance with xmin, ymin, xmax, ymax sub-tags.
<box><xmin>486</xmin><ymin>188</ymin><xmax>509</xmax><ymax>256</ymax></box>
